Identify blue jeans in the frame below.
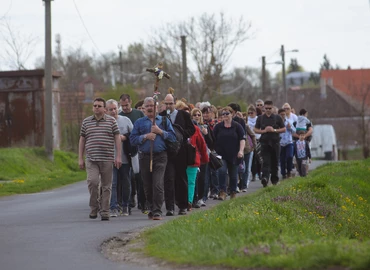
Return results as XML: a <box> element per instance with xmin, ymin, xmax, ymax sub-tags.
<box><xmin>280</xmin><ymin>144</ymin><xmax>294</xmax><ymax>176</ymax></box>
<box><xmin>219</xmin><ymin>159</ymin><xmax>238</xmax><ymax>193</ymax></box>
<box><xmin>241</xmin><ymin>152</ymin><xmax>254</xmax><ymax>189</ymax></box>
<box><xmin>110</xmin><ymin>164</ymin><xmax>131</xmax><ymax>210</ymax></box>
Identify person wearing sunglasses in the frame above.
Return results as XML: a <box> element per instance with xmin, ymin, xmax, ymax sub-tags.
<box><xmin>213</xmin><ymin>106</ymin><xmax>246</xmax><ymax>200</ymax></box>
<box><xmin>254</xmin><ymin>100</ymin><xmax>286</xmax><ymax>187</ymax></box>
<box><xmin>79</xmin><ymin>97</ymin><xmax>122</xmax><ymax>221</ymax></box>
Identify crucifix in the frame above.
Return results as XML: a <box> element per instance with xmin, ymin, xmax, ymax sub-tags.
<box><xmin>146</xmin><ymin>62</ymin><xmax>171</xmax><ymax>172</ymax></box>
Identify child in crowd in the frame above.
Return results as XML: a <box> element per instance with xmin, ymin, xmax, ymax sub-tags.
<box><xmin>296</xmin><ymin>109</ymin><xmax>311</xmax><ymax>132</ymax></box>
<box><xmin>294</xmin><ymin>130</ymin><xmax>311</xmax><ymax>177</ymax></box>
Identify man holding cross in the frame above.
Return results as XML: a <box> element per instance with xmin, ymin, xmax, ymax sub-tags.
<box><xmin>129</xmin><ymin>97</ymin><xmax>176</xmax><ymax>220</ymax></box>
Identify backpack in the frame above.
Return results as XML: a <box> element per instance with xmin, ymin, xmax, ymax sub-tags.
<box><xmin>162</xmin><ymin>116</ymin><xmax>184</xmax><ymax>158</ymax></box>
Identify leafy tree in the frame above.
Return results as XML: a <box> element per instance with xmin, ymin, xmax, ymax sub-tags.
<box><xmin>287</xmin><ymin>58</ymin><xmax>304</xmax><ymax>73</ymax></box>
<box><xmin>320</xmin><ymin>54</ymin><xmax>333</xmax><ymax>71</ymax></box>
<box><xmin>147</xmin><ymin>12</ymin><xmax>252</xmax><ymax>102</ymax></box>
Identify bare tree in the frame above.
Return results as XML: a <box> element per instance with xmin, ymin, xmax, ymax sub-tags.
<box><xmin>0</xmin><ymin>19</ymin><xmax>38</xmax><ymax>70</ymax></box>
<box><xmin>147</xmin><ymin>12</ymin><xmax>252</xmax><ymax>101</ymax></box>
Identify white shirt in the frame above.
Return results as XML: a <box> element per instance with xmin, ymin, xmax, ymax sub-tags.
<box><xmin>116</xmin><ymin>115</ymin><xmax>133</xmax><ymax>164</ymax></box>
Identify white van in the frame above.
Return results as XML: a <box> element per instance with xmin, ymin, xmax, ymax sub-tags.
<box><xmin>310</xmin><ymin>124</ymin><xmax>338</xmax><ymax>161</ymax></box>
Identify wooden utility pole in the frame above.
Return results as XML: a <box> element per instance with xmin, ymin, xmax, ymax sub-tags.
<box><xmin>262</xmin><ymin>56</ymin><xmax>266</xmax><ymax>95</ymax></box>
<box><xmin>180</xmin><ymin>36</ymin><xmax>189</xmax><ymax>102</ymax></box>
<box><xmin>281</xmin><ymin>45</ymin><xmax>287</xmax><ymax>102</ymax></box>
<box><xmin>44</xmin><ymin>0</ymin><xmax>54</xmax><ymax>161</ymax></box>
<box><xmin>118</xmin><ymin>46</ymin><xmax>123</xmax><ymax>85</ymax></box>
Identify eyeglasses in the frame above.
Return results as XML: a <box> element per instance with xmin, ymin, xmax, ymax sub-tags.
<box><xmin>108</xmin><ymin>108</ymin><xmax>117</xmax><ymax>111</ymax></box>
<box><xmin>164</xmin><ymin>102</ymin><xmax>174</xmax><ymax>106</ymax></box>
<box><xmin>248</xmin><ymin>112</ymin><xmax>254</xmax><ymax>115</ymax></box>
<box><xmin>283</xmin><ymin>107</ymin><xmax>290</xmax><ymax>110</ymax></box>
<box><xmin>193</xmin><ymin>114</ymin><xmax>201</xmax><ymax>117</ymax></box>
<box><xmin>256</xmin><ymin>104</ymin><xmax>263</xmax><ymax>107</ymax></box>
<box><xmin>222</xmin><ymin>112</ymin><xmax>230</xmax><ymax>116</ymax></box>
<box><xmin>265</xmin><ymin>107</ymin><xmax>272</xmax><ymax>110</ymax></box>
<box><xmin>93</xmin><ymin>105</ymin><xmax>103</xmax><ymax>108</ymax></box>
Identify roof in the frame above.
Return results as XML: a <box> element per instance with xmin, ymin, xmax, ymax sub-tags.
<box><xmin>321</xmin><ymin>69</ymin><xmax>370</xmax><ymax>107</ymax></box>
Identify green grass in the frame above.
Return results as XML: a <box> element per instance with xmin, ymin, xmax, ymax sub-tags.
<box><xmin>143</xmin><ymin>159</ymin><xmax>370</xmax><ymax>269</ymax></box>
<box><xmin>0</xmin><ymin>147</ymin><xmax>86</xmax><ymax>196</ymax></box>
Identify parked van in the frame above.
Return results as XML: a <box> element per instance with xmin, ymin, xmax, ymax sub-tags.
<box><xmin>310</xmin><ymin>124</ymin><xmax>338</xmax><ymax>160</ymax></box>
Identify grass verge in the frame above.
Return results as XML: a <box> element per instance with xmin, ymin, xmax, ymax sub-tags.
<box><xmin>0</xmin><ymin>147</ymin><xmax>86</xmax><ymax>197</ymax></box>
<box><xmin>143</xmin><ymin>159</ymin><xmax>370</xmax><ymax>269</ymax></box>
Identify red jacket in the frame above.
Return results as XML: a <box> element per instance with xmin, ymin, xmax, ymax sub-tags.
<box><xmin>189</xmin><ymin>125</ymin><xmax>209</xmax><ymax>167</ymax></box>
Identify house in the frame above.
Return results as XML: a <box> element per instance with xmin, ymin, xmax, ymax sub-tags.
<box><xmin>286</xmin><ymin>69</ymin><xmax>370</xmax><ymax>153</ymax></box>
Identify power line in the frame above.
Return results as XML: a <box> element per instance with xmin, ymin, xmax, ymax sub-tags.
<box><xmin>72</xmin><ymin>0</ymin><xmax>103</xmax><ymax>56</ymax></box>
<box><xmin>71</xmin><ymin>0</ymin><xmax>146</xmax><ymax>80</ymax></box>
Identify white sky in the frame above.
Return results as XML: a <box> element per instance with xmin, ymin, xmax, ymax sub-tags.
<box><xmin>1</xmin><ymin>0</ymin><xmax>370</xmax><ymax>75</ymax></box>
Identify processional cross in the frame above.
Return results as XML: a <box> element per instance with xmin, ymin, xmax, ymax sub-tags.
<box><xmin>146</xmin><ymin>62</ymin><xmax>171</xmax><ymax>172</ymax></box>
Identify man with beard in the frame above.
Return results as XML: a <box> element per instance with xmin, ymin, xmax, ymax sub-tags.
<box><xmin>160</xmin><ymin>93</ymin><xmax>196</xmax><ymax>216</ymax></box>
<box><xmin>130</xmin><ymin>97</ymin><xmax>176</xmax><ymax>220</ymax></box>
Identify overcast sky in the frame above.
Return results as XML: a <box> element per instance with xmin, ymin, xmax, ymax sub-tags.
<box><xmin>1</xmin><ymin>0</ymin><xmax>370</xmax><ymax>75</ymax></box>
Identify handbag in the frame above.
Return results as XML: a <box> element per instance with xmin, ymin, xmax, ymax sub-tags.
<box><xmin>238</xmin><ymin>158</ymin><xmax>245</xmax><ymax>173</ymax></box>
<box><xmin>209</xmin><ymin>151</ymin><xmax>223</xmax><ymax>170</ymax></box>
<box><xmin>186</xmin><ymin>140</ymin><xmax>196</xmax><ymax>166</ymax></box>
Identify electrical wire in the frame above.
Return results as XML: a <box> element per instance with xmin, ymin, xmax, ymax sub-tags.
<box><xmin>71</xmin><ymin>0</ymin><xmax>148</xmax><ymax>80</ymax></box>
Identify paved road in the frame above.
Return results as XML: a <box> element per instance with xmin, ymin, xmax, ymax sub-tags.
<box><xmin>0</xmin><ymin>160</ymin><xmax>328</xmax><ymax>270</ymax></box>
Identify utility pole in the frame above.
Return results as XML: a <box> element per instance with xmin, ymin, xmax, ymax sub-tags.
<box><xmin>118</xmin><ymin>45</ymin><xmax>123</xmax><ymax>85</ymax></box>
<box><xmin>44</xmin><ymin>0</ymin><xmax>53</xmax><ymax>161</ymax></box>
<box><xmin>280</xmin><ymin>45</ymin><xmax>287</xmax><ymax>102</ymax></box>
<box><xmin>262</xmin><ymin>56</ymin><xmax>266</xmax><ymax>95</ymax></box>
<box><xmin>180</xmin><ymin>36</ymin><xmax>189</xmax><ymax>102</ymax></box>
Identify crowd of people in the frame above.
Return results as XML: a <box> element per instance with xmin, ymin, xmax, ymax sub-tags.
<box><xmin>78</xmin><ymin>93</ymin><xmax>313</xmax><ymax>221</ymax></box>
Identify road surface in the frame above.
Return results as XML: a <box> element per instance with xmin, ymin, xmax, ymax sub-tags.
<box><xmin>0</xmin><ymin>160</ymin><xmax>328</xmax><ymax>270</ymax></box>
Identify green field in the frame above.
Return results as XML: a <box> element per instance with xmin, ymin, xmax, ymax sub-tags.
<box><xmin>143</xmin><ymin>159</ymin><xmax>370</xmax><ymax>269</ymax></box>
<box><xmin>0</xmin><ymin>147</ymin><xmax>86</xmax><ymax>197</ymax></box>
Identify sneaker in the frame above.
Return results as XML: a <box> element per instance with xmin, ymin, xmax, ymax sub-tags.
<box><xmin>236</xmin><ymin>187</ymin><xmax>240</xmax><ymax>193</ymax></box>
<box><xmin>178</xmin><ymin>209</ymin><xmax>187</xmax><ymax>215</ymax></box>
<box><xmin>261</xmin><ymin>178</ymin><xmax>268</xmax><ymax>187</ymax></box>
<box><xmin>141</xmin><ymin>209</ymin><xmax>149</xmax><ymax>215</ymax></box>
<box><xmin>251</xmin><ymin>176</ymin><xmax>256</xmax><ymax>182</ymax></box>
<box><xmin>287</xmin><ymin>172</ymin><xmax>292</xmax><ymax>178</ymax></box>
<box><xmin>121</xmin><ymin>207</ymin><xmax>129</xmax><ymax>216</ymax></box>
<box><xmin>101</xmin><ymin>216</ymin><xmax>109</xmax><ymax>221</ymax></box>
<box><xmin>218</xmin><ymin>191</ymin><xmax>227</xmax><ymax>201</ymax></box>
<box><xmin>213</xmin><ymin>194</ymin><xmax>219</xmax><ymax>200</ymax></box>
<box><xmin>110</xmin><ymin>209</ymin><xmax>118</xmax><ymax>217</ymax></box>
<box><xmin>230</xmin><ymin>193</ymin><xmax>237</xmax><ymax>199</ymax></box>
<box><xmin>193</xmin><ymin>201</ymin><xmax>201</xmax><ymax>208</ymax></box>
<box><xmin>241</xmin><ymin>189</ymin><xmax>247</xmax><ymax>193</ymax></box>
<box><xmin>153</xmin><ymin>213</ymin><xmax>162</xmax><ymax>220</ymax></box>
<box><xmin>166</xmin><ymin>210</ymin><xmax>174</xmax><ymax>216</ymax></box>
<box><xmin>148</xmin><ymin>212</ymin><xmax>153</xmax><ymax>220</ymax></box>
<box><xmin>198</xmin><ymin>199</ymin><xmax>206</xmax><ymax>207</ymax></box>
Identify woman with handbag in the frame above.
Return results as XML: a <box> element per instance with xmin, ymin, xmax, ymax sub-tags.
<box><xmin>213</xmin><ymin>106</ymin><xmax>246</xmax><ymax>200</ymax></box>
<box><xmin>186</xmin><ymin>123</ymin><xmax>209</xmax><ymax>211</ymax></box>
<box><xmin>191</xmin><ymin>108</ymin><xmax>215</xmax><ymax>207</ymax></box>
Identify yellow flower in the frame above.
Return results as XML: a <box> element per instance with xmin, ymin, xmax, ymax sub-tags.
<box><xmin>318</xmin><ymin>216</ymin><xmax>325</xmax><ymax>219</ymax></box>
<box><xmin>275</xmin><ymin>218</ymin><xmax>279</xmax><ymax>220</ymax></box>
<box><xmin>216</xmin><ymin>217</ymin><xmax>220</xmax><ymax>222</ymax></box>
<box><xmin>254</xmin><ymin>212</ymin><xmax>259</xmax><ymax>215</ymax></box>
<box><xmin>341</xmin><ymin>205</ymin><xmax>347</xmax><ymax>211</ymax></box>
<box><xmin>347</xmin><ymin>219</ymin><xmax>351</xmax><ymax>222</ymax></box>
<box><xmin>12</xmin><ymin>179</ymin><xmax>25</xmax><ymax>184</ymax></box>
<box><xmin>358</xmin><ymin>197</ymin><xmax>364</xmax><ymax>201</ymax></box>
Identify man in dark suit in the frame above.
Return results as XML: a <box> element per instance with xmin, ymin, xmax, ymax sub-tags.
<box><xmin>161</xmin><ymin>94</ymin><xmax>196</xmax><ymax>215</ymax></box>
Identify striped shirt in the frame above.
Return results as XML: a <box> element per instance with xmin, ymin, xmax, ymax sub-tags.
<box><xmin>80</xmin><ymin>114</ymin><xmax>120</xmax><ymax>162</ymax></box>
